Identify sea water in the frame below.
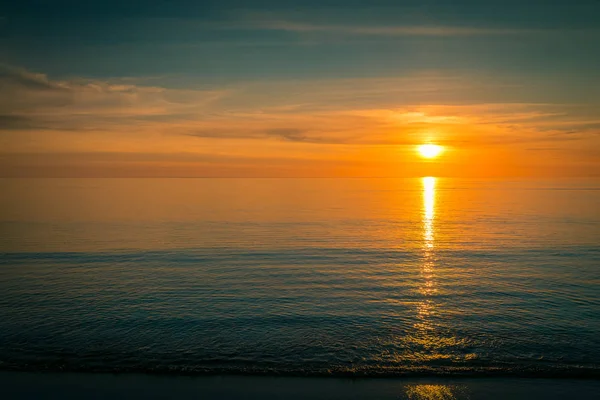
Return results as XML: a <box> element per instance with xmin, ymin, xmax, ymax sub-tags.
<box><xmin>1</xmin><ymin>178</ymin><xmax>598</xmax><ymax>376</ymax></box>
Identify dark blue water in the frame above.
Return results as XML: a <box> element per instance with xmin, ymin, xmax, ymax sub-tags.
<box><xmin>1</xmin><ymin>178</ymin><xmax>599</xmax><ymax>377</ymax></box>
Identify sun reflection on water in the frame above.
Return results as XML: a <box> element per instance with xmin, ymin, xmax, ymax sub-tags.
<box><xmin>405</xmin><ymin>384</ymin><xmax>464</xmax><ymax>400</ymax></box>
<box><xmin>383</xmin><ymin>177</ymin><xmax>477</xmax><ymax>366</ymax></box>
<box><xmin>423</xmin><ymin>176</ymin><xmax>436</xmax><ymax>249</ymax></box>
<box><xmin>415</xmin><ymin>177</ymin><xmax>437</xmax><ymax>336</ymax></box>
<box><xmin>420</xmin><ymin>176</ymin><xmax>437</xmax><ymax>298</ymax></box>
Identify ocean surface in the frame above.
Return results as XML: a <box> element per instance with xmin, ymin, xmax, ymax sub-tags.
<box><xmin>0</xmin><ymin>178</ymin><xmax>599</xmax><ymax>377</ymax></box>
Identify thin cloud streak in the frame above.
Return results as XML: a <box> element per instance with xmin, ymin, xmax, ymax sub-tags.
<box><xmin>257</xmin><ymin>20</ymin><xmax>533</xmax><ymax>36</ymax></box>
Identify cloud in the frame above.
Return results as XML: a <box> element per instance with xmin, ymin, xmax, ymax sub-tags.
<box><xmin>181</xmin><ymin>125</ymin><xmax>350</xmax><ymax>144</ymax></box>
<box><xmin>0</xmin><ymin>64</ymin><xmax>71</xmax><ymax>90</ymax></box>
<box><xmin>264</xmin><ymin>128</ymin><xmax>310</xmax><ymax>142</ymax></box>
<box><xmin>261</xmin><ymin>128</ymin><xmax>353</xmax><ymax>143</ymax></box>
<box><xmin>0</xmin><ymin>115</ymin><xmax>42</xmax><ymax>130</ymax></box>
<box><xmin>0</xmin><ymin>64</ymin><xmax>228</xmax><ymax>132</ymax></box>
<box><xmin>256</xmin><ymin>20</ymin><xmax>530</xmax><ymax>36</ymax></box>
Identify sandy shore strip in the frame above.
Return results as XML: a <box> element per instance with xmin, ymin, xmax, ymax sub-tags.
<box><xmin>2</xmin><ymin>372</ymin><xmax>600</xmax><ymax>399</ymax></box>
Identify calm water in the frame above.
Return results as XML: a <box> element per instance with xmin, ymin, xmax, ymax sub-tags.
<box><xmin>0</xmin><ymin>178</ymin><xmax>599</xmax><ymax>377</ymax></box>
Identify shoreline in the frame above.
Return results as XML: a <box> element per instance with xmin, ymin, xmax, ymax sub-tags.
<box><xmin>3</xmin><ymin>371</ymin><xmax>600</xmax><ymax>400</ymax></box>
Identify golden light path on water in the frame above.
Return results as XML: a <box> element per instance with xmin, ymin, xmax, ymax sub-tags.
<box><xmin>413</xmin><ymin>178</ymin><xmax>437</xmax><ymax>334</ymax></box>
<box><xmin>405</xmin><ymin>177</ymin><xmax>462</xmax><ymax>399</ymax></box>
<box><xmin>419</xmin><ymin>177</ymin><xmax>436</xmax><ymax>302</ymax></box>
<box><xmin>423</xmin><ymin>176</ymin><xmax>436</xmax><ymax>248</ymax></box>
<box><xmin>405</xmin><ymin>383</ymin><xmax>465</xmax><ymax>400</ymax></box>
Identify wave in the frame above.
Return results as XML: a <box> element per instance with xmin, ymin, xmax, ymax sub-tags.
<box><xmin>2</xmin><ymin>245</ymin><xmax>599</xmax><ymax>264</ymax></box>
<box><xmin>2</xmin><ymin>362</ymin><xmax>600</xmax><ymax>379</ymax></box>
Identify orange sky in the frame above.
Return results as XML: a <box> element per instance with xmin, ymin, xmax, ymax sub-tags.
<box><xmin>1</xmin><ymin>68</ymin><xmax>598</xmax><ymax>177</ymax></box>
<box><xmin>1</xmin><ymin>2</ymin><xmax>600</xmax><ymax>177</ymax></box>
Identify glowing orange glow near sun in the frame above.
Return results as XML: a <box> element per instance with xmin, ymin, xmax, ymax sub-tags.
<box><xmin>418</xmin><ymin>144</ymin><xmax>443</xmax><ymax>159</ymax></box>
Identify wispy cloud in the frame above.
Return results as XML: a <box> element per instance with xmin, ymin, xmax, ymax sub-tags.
<box><xmin>256</xmin><ymin>20</ymin><xmax>530</xmax><ymax>36</ymax></box>
<box><xmin>0</xmin><ymin>64</ymin><xmax>229</xmax><ymax>132</ymax></box>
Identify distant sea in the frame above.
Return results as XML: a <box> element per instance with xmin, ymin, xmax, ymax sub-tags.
<box><xmin>1</xmin><ymin>178</ymin><xmax>599</xmax><ymax>377</ymax></box>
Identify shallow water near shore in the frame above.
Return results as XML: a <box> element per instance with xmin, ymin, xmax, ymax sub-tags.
<box><xmin>1</xmin><ymin>178</ymin><xmax>599</xmax><ymax>377</ymax></box>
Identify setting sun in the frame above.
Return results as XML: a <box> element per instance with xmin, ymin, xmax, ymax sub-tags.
<box><xmin>418</xmin><ymin>144</ymin><xmax>444</xmax><ymax>159</ymax></box>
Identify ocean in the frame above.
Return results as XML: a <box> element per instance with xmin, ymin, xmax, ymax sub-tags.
<box><xmin>1</xmin><ymin>178</ymin><xmax>599</xmax><ymax>377</ymax></box>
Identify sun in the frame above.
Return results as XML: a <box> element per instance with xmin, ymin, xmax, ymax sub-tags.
<box><xmin>418</xmin><ymin>144</ymin><xmax>443</xmax><ymax>159</ymax></box>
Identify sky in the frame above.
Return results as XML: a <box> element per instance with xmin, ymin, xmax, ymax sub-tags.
<box><xmin>1</xmin><ymin>0</ymin><xmax>599</xmax><ymax>177</ymax></box>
